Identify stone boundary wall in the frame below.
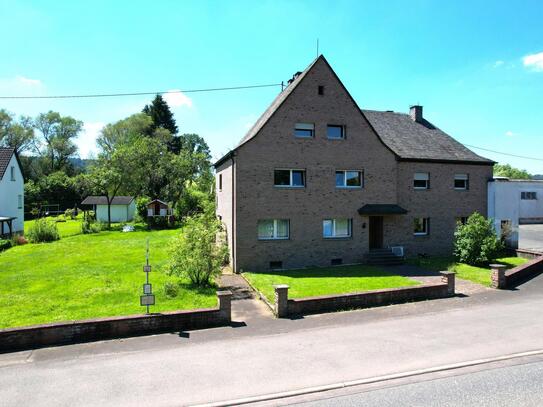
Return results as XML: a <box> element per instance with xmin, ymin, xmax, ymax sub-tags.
<box><xmin>490</xmin><ymin>256</ymin><xmax>543</xmax><ymax>289</ymax></box>
<box><xmin>274</xmin><ymin>272</ymin><xmax>455</xmax><ymax>317</ymax></box>
<box><xmin>515</xmin><ymin>248</ymin><xmax>543</xmax><ymax>260</ymax></box>
<box><xmin>0</xmin><ymin>291</ymin><xmax>232</xmax><ymax>353</ymax></box>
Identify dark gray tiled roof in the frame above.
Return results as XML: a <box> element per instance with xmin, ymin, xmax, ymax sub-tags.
<box><xmin>81</xmin><ymin>196</ymin><xmax>134</xmax><ymax>205</ymax></box>
<box><xmin>0</xmin><ymin>147</ymin><xmax>15</xmax><ymax>179</ymax></box>
<box><xmin>363</xmin><ymin>110</ymin><xmax>493</xmax><ymax>164</ymax></box>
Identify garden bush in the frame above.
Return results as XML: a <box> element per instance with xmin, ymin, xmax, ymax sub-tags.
<box><xmin>163</xmin><ymin>281</ymin><xmax>179</xmax><ymax>298</ymax></box>
<box><xmin>81</xmin><ymin>218</ymin><xmax>101</xmax><ymax>234</ymax></box>
<box><xmin>453</xmin><ymin>212</ymin><xmax>502</xmax><ymax>265</ymax></box>
<box><xmin>26</xmin><ymin>218</ymin><xmax>60</xmax><ymax>243</ymax></box>
<box><xmin>0</xmin><ymin>239</ymin><xmax>12</xmax><ymax>251</ymax></box>
<box><xmin>168</xmin><ymin>211</ymin><xmax>227</xmax><ymax>286</ymax></box>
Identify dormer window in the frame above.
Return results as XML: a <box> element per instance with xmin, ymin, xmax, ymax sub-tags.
<box><xmin>327</xmin><ymin>125</ymin><xmax>345</xmax><ymax>140</ymax></box>
<box><xmin>294</xmin><ymin>123</ymin><xmax>314</xmax><ymax>138</ymax></box>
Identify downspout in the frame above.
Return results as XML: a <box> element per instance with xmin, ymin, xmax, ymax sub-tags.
<box><xmin>231</xmin><ymin>153</ymin><xmax>237</xmax><ymax>273</ymax></box>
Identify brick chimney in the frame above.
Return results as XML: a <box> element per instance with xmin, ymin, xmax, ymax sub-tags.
<box><xmin>409</xmin><ymin>105</ymin><xmax>423</xmax><ymax>123</ymax></box>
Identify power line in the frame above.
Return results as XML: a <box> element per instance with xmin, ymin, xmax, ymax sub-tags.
<box><xmin>465</xmin><ymin>144</ymin><xmax>543</xmax><ymax>162</ymax></box>
<box><xmin>0</xmin><ymin>83</ymin><xmax>282</xmax><ymax>99</ymax></box>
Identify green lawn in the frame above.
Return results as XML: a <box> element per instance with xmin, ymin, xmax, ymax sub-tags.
<box><xmin>408</xmin><ymin>256</ymin><xmax>528</xmax><ymax>287</ymax></box>
<box><xmin>243</xmin><ymin>265</ymin><xmax>420</xmax><ymax>304</ymax></box>
<box><xmin>0</xmin><ymin>228</ymin><xmax>217</xmax><ymax>329</ymax></box>
<box><xmin>25</xmin><ymin>216</ymin><xmax>84</xmax><ymax>238</ymax></box>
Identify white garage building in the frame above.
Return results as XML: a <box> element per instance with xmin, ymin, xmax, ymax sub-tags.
<box><xmin>81</xmin><ymin>196</ymin><xmax>136</xmax><ymax>223</ymax></box>
<box><xmin>488</xmin><ymin>178</ymin><xmax>543</xmax><ymax>248</ymax></box>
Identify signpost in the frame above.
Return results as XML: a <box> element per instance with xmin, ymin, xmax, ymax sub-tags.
<box><xmin>140</xmin><ymin>239</ymin><xmax>155</xmax><ymax>313</ymax></box>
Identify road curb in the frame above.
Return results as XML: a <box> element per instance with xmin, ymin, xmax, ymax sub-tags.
<box><xmin>191</xmin><ymin>349</ymin><xmax>543</xmax><ymax>407</ymax></box>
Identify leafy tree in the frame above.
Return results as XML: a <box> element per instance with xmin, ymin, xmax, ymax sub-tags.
<box><xmin>97</xmin><ymin>113</ymin><xmax>153</xmax><ymax>154</ymax></box>
<box><xmin>24</xmin><ymin>172</ymin><xmax>83</xmax><ymax>213</ymax></box>
<box><xmin>167</xmin><ymin>210</ymin><xmax>227</xmax><ymax>286</ymax></box>
<box><xmin>33</xmin><ymin>111</ymin><xmax>82</xmax><ymax>174</ymax></box>
<box><xmin>453</xmin><ymin>212</ymin><xmax>502</xmax><ymax>265</ymax></box>
<box><xmin>494</xmin><ymin>163</ymin><xmax>531</xmax><ymax>180</ymax></box>
<box><xmin>142</xmin><ymin>94</ymin><xmax>178</xmax><ymax>136</ymax></box>
<box><xmin>0</xmin><ymin>109</ymin><xmax>35</xmax><ymax>154</ymax></box>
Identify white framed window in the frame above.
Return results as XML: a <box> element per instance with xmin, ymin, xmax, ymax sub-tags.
<box><xmin>323</xmin><ymin>218</ymin><xmax>352</xmax><ymax>238</ymax></box>
<box><xmin>258</xmin><ymin>219</ymin><xmax>290</xmax><ymax>240</ymax></box>
<box><xmin>414</xmin><ymin>172</ymin><xmax>429</xmax><ymax>189</ymax></box>
<box><xmin>274</xmin><ymin>169</ymin><xmax>305</xmax><ymax>187</ymax></box>
<box><xmin>327</xmin><ymin>125</ymin><xmax>345</xmax><ymax>139</ymax></box>
<box><xmin>521</xmin><ymin>191</ymin><xmax>537</xmax><ymax>200</ymax></box>
<box><xmin>454</xmin><ymin>174</ymin><xmax>469</xmax><ymax>190</ymax></box>
<box><xmin>294</xmin><ymin>123</ymin><xmax>314</xmax><ymax>138</ymax></box>
<box><xmin>336</xmin><ymin>170</ymin><xmax>363</xmax><ymax>188</ymax></box>
<box><xmin>18</xmin><ymin>195</ymin><xmax>22</xmax><ymax>209</ymax></box>
<box><xmin>414</xmin><ymin>217</ymin><xmax>430</xmax><ymax>235</ymax></box>
<box><xmin>10</xmin><ymin>166</ymin><xmax>15</xmax><ymax>181</ymax></box>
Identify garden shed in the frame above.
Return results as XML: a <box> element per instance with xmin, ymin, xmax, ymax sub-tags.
<box><xmin>81</xmin><ymin>196</ymin><xmax>136</xmax><ymax>223</ymax></box>
<box><xmin>147</xmin><ymin>199</ymin><xmax>172</xmax><ymax>217</ymax></box>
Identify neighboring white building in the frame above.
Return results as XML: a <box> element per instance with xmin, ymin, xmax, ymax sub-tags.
<box><xmin>81</xmin><ymin>196</ymin><xmax>136</xmax><ymax>223</ymax></box>
<box><xmin>0</xmin><ymin>148</ymin><xmax>24</xmax><ymax>235</ymax></box>
<box><xmin>488</xmin><ymin>178</ymin><xmax>543</xmax><ymax>247</ymax></box>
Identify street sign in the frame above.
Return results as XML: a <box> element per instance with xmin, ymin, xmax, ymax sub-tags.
<box><xmin>143</xmin><ymin>265</ymin><xmax>151</xmax><ymax>272</ymax></box>
<box><xmin>140</xmin><ymin>294</ymin><xmax>155</xmax><ymax>306</ymax></box>
<box><xmin>143</xmin><ymin>283</ymin><xmax>152</xmax><ymax>294</ymax></box>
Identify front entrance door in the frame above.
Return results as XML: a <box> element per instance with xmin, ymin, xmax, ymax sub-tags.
<box><xmin>369</xmin><ymin>216</ymin><xmax>384</xmax><ymax>249</ymax></box>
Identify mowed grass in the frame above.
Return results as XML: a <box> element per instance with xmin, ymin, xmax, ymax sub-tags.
<box><xmin>25</xmin><ymin>216</ymin><xmax>84</xmax><ymax>238</ymax></box>
<box><xmin>0</xmin><ymin>229</ymin><xmax>217</xmax><ymax>329</ymax></box>
<box><xmin>243</xmin><ymin>265</ymin><xmax>420</xmax><ymax>304</ymax></box>
<box><xmin>408</xmin><ymin>256</ymin><xmax>528</xmax><ymax>287</ymax></box>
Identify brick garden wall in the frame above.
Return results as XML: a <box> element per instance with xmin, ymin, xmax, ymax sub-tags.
<box><xmin>0</xmin><ymin>291</ymin><xmax>232</xmax><ymax>353</ymax></box>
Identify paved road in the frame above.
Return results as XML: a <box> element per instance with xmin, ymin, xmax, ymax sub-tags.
<box><xmin>519</xmin><ymin>224</ymin><xmax>543</xmax><ymax>252</ymax></box>
<box><xmin>286</xmin><ymin>356</ymin><xmax>543</xmax><ymax>407</ymax></box>
<box><xmin>1</xmin><ymin>274</ymin><xmax>543</xmax><ymax>406</ymax></box>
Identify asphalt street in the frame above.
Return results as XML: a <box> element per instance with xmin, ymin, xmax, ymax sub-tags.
<box><xmin>1</xmin><ymin>273</ymin><xmax>542</xmax><ymax>406</ymax></box>
<box><xmin>519</xmin><ymin>224</ymin><xmax>543</xmax><ymax>252</ymax></box>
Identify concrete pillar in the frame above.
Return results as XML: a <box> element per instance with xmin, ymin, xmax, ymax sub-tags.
<box><xmin>217</xmin><ymin>290</ymin><xmax>232</xmax><ymax>322</ymax></box>
<box><xmin>490</xmin><ymin>264</ymin><xmax>507</xmax><ymax>289</ymax></box>
<box><xmin>274</xmin><ymin>284</ymin><xmax>289</xmax><ymax>318</ymax></box>
<box><xmin>440</xmin><ymin>271</ymin><xmax>456</xmax><ymax>295</ymax></box>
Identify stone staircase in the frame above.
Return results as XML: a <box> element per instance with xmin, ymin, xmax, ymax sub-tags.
<box><xmin>366</xmin><ymin>248</ymin><xmax>404</xmax><ymax>266</ymax></box>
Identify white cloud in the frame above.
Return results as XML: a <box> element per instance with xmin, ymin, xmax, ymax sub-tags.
<box><xmin>15</xmin><ymin>75</ymin><xmax>42</xmax><ymax>86</ymax></box>
<box><xmin>162</xmin><ymin>90</ymin><xmax>193</xmax><ymax>108</ymax></box>
<box><xmin>78</xmin><ymin>122</ymin><xmax>105</xmax><ymax>158</ymax></box>
<box><xmin>505</xmin><ymin>130</ymin><xmax>519</xmax><ymax>137</ymax></box>
<box><xmin>523</xmin><ymin>52</ymin><xmax>543</xmax><ymax>71</ymax></box>
<box><xmin>493</xmin><ymin>60</ymin><xmax>504</xmax><ymax>68</ymax></box>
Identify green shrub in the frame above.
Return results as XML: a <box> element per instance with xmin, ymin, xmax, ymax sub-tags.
<box><xmin>135</xmin><ymin>196</ymin><xmax>151</xmax><ymax>222</ymax></box>
<box><xmin>0</xmin><ymin>239</ymin><xmax>12</xmax><ymax>251</ymax></box>
<box><xmin>27</xmin><ymin>218</ymin><xmax>60</xmax><ymax>243</ymax></box>
<box><xmin>64</xmin><ymin>208</ymin><xmax>76</xmax><ymax>219</ymax></box>
<box><xmin>453</xmin><ymin>212</ymin><xmax>502</xmax><ymax>265</ymax></box>
<box><xmin>168</xmin><ymin>211</ymin><xmax>227</xmax><ymax>286</ymax></box>
<box><xmin>163</xmin><ymin>281</ymin><xmax>179</xmax><ymax>298</ymax></box>
<box><xmin>81</xmin><ymin>218</ymin><xmax>101</xmax><ymax>234</ymax></box>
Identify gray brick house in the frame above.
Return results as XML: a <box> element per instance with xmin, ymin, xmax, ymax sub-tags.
<box><xmin>215</xmin><ymin>55</ymin><xmax>494</xmax><ymax>272</ymax></box>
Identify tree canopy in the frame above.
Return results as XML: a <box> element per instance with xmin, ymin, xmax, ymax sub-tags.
<box><xmin>0</xmin><ymin>109</ymin><xmax>35</xmax><ymax>154</ymax></box>
<box><xmin>142</xmin><ymin>94</ymin><xmax>178</xmax><ymax>136</ymax></box>
<box><xmin>493</xmin><ymin>163</ymin><xmax>532</xmax><ymax>180</ymax></box>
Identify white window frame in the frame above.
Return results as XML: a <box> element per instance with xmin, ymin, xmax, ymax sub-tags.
<box><xmin>336</xmin><ymin>170</ymin><xmax>363</xmax><ymax>188</ymax></box>
<box><xmin>323</xmin><ymin>218</ymin><xmax>352</xmax><ymax>239</ymax></box>
<box><xmin>327</xmin><ymin>124</ymin><xmax>345</xmax><ymax>140</ymax></box>
<box><xmin>274</xmin><ymin>169</ymin><xmax>306</xmax><ymax>188</ymax></box>
<box><xmin>294</xmin><ymin>123</ymin><xmax>314</xmax><ymax>138</ymax></box>
<box><xmin>10</xmin><ymin>166</ymin><xmax>15</xmax><ymax>181</ymax></box>
<box><xmin>414</xmin><ymin>172</ymin><xmax>430</xmax><ymax>190</ymax></box>
<box><xmin>257</xmin><ymin>219</ymin><xmax>290</xmax><ymax>240</ymax></box>
<box><xmin>454</xmin><ymin>174</ymin><xmax>469</xmax><ymax>190</ymax></box>
<box><xmin>414</xmin><ymin>217</ymin><xmax>430</xmax><ymax>236</ymax></box>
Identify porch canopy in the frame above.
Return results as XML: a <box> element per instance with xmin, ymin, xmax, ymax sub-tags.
<box><xmin>357</xmin><ymin>204</ymin><xmax>408</xmax><ymax>216</ymax></box>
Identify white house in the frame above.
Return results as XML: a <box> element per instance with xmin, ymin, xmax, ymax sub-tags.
<box><xmin>488</xmin><ymin>178</ymin><xmax>543</xmax><ymax>247</ymax></box>
<box><xmin>81</xmin><ymin>196</ymin><xmax>136</xmax><ymax>223</ymax></box>
<box><xmin>0</xmin><ymin>148</ymin><xmax>24</xmax><ymax>235</ymax></box>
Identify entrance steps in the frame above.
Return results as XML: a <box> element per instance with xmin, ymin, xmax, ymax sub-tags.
<box><xmin>366</xmin><ymin>248</ymin><xmax>404</xmax><ymax>266</ymax></box>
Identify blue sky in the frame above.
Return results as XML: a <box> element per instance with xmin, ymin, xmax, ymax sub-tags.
<box><xmin>1</xmin><ymin>0</ymin><xmax>542</xmax><ymax>172</ymax></box>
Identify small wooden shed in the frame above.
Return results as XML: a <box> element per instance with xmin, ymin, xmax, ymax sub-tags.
<box><xmin>147</xmin><ymin>199</ymin><xmax>172</xmax><ymax>217</ymax></box>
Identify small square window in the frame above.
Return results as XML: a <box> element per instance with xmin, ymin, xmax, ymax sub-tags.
<box><xmin>335</xmin><ymin>170</ymin><xmax>362</xmax><ymax>188</ymax></box>
<box><xmin>294</xmin><ymin>123</ymin><xmax>314</xmax><ymax>138</ymax></box>
<box><xmin>318</xmin><ymin>86</ymin><xmax>324</xmax><ymax>95</ymax></box>
<box><xmin>521</xmin><ymin>191</ymin><xmax>537</xmax><ymax>200</ymax></box>
<box><xmin>327</xmin><ymin>125</ymin><xmax>345</xmax><ymax>139</ymax></box>
<box><xmin>414</xmin><ymin>173</ymin><xmax>429</xmax><ymax>189</ymax></box>
<box><xmin>454</xmin><ymin>174</ymin><xmax>469</xmax><ymax>190</ymax></box>
<box><xmin>414</xmin><ymin>217</ymin><xmax>430</xmax><ymax>235</ymax></box>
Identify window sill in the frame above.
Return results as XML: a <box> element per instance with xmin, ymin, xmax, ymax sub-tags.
<box><xmin>413</xmin><ymin>187</ymin><xmax>429</xmax><ymax>190</ymax></box>
<box><xmin>454</xmin><ymin>188</ymin><xmax>468</xmax><ymax>191</ymax></box>
<box><xmin>413</xmin><ymin>233</ymin><xmax>429</xmax><ymax>237</ymax></box>
<box><xmin>258</xmin><ymin>238</ymin><xmax>290</xmax><ymax>241</ymax></box>
<box><xmin>274</xmin><ymin>186</ymin><xmax>305</xmax><ymax>189</ymax></box>
<box><xmin>323</xmin><ymin>236</ymin><xmax>352</xmax><ymax>240</ymax></box>
<box><xmin>327</xmin><ymin>138</ymin><xmax>345</xmax><ymax>141</ymax></box>
<box><xmin>336</xmin><ymin>186</ymin><xmax>363</xmax><ymax>189</ymax></box>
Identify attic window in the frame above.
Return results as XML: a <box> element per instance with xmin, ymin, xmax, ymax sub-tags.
<box><xmin>318</xmin><ymin>86</ymin><xmax>324</xmax><ymax>95</ymax></box>
<box><xmin>10</xmin><ymin>166</ymin><xmax>15</xmax><ymax>181</ymax></box>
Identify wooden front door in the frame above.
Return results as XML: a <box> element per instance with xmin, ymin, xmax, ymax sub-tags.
<box><xmin>369</xmin><ymin>216</ymin><xmax>384</xmax><ymax>249</ymax></box>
